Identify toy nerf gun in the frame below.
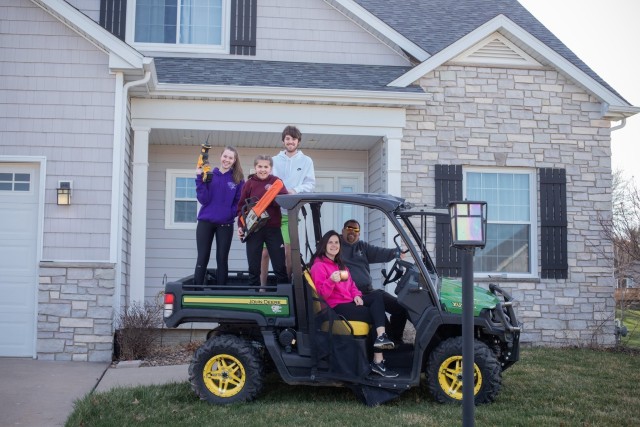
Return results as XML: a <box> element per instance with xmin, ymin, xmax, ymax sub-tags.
<box><xmin>197</xmin><ymin>136</ymin><xmax>213</xmax><ymax>183</ymax></box>
<box><xmin>239</xmin><ymin>178</ymin><xmax>284</xmax><ymax>242</ymax></box>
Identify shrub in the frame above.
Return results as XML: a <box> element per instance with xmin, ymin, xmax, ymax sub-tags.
<box><xmin>116</xmin><ymin>300</ymin><xmax>163</xmax><ymax>360</ymax></box>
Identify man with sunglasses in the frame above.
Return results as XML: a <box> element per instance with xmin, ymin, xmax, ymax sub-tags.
<box><xmin>340</xmin><ymin>219</ymin><xmax>409</xmax><ymax>344</ymax></box>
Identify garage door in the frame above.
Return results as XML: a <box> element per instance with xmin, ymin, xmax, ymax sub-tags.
<box><xmin>0</xmin><ymin>163</ymin><xmax>39</xmax><ymax>357</ymax></box>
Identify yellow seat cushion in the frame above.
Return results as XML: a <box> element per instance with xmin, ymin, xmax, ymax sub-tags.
<box><xmin>304</xmin><ymin>270</ymin><xmax>370</xmax><ymax>336</ymax></box>
<box><xmin>321</xmin><ymin>320</ymin><xmax>370</xmax><ymax>336</ymax></box>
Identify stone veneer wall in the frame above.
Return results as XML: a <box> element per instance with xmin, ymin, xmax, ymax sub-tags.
<box><xmin>38</xmin><ymin>262</ymin><xmax>115</xmax><ymax>361</ymax></box>
<box><xmin>403</xmin><ymin>65</ymin><xmax>616</xmax><ymax>346</ymax></box>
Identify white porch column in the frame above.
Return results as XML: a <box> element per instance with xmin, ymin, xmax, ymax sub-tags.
<box><xmin>385</xmin><ymin>133</ymin><xmax>402</xmax><ymax>197</ymax></box>
<box><xmin>384</xmin><ymin>133</ymin><xmax>403</xmax><ymax>289</ymax></box>
<box><xmin>129</xmin><ymin>126</ymin><xmax>150</xmax><ymax>305</ymax></box>
<box><xmin>384</xmin><ymin>131</ymin><xmax>402</xmax><ymax>248</ymax></box>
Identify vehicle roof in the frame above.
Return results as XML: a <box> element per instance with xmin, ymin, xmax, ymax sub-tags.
<box><xmin>276</xmin><ymin>192</ymin><xmax>406</xmax><ymax>212</ymax></box>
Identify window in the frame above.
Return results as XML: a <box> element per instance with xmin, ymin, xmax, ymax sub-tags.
<box><xmin>464</xmin><ymin>169</ymin><xmax>537</xmax><ymax>277</ymax></box>
<box><xmin>165</xmin><ymin>170</ymin><xmax>198</xmax><ymax>229</ymax></box>
<box><xmin>0</xmin><ymin>172</ymin><xmax>30</xmax><ymax>192</ymax></box>
<box><xmin>132</xmin><ymin>0</ymin><xmax>228</xmax><ymax>52</ymax></box>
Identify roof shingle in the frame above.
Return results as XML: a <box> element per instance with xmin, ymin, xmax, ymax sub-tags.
<box><xmin>154</xmin><ymin>57</ymin><xmax>423</xmax><ymax>93</ymax></box>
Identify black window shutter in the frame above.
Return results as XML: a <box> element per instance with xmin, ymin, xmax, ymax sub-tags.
<box><xmin>230</xmin><ymin>0</ymin><xmax>257</xmax><ymax>55</ymax></box>
<box><xmin>540</xmin><ymin>168</ymin><xmax>568</xmax><ymax>279</ymax></box>
<box><xmin>99</xmin><ymin>0</ymin><xmax>127</xmax><ymax>41</ymax></box>
<box><xmin>435</xmin><ymin>165</ymin><xmax>463</xmax><ymax>277</ymax></box>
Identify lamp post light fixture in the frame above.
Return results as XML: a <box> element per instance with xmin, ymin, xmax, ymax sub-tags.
<box><xmin>448</xmin><ymin>201</ymin><xmax>487</xmax><ymax>427</ymax></box>
<box><xmin>57</xmin><ymin>181</ymin><xmax>72</xmax><ymax>205</ymax></box>
<box><xmin>449</xmin><ymin>201</ymin><xmax>487</xmax><ymax>249</ymax></box>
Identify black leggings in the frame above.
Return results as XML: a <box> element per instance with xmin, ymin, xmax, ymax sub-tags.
<box><xmin>194</xmin><ymin>221</ymin><xmax>234</xmax><ymax>286</ymax></box>
<box><xmin>245</xmin><ymin>226</ymin><xmax>287</xmax><ymax>286</ymax></box>
<box><xmin>332</xmin><ymin>292</ymin><xmax>387</xmax><ymax>330</ymax></box>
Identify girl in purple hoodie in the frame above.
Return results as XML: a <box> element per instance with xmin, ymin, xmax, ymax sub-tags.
<box><xmin>194</xmin><ymin>146</ymin><xmax>245</xmax><ymax>286</ymax></box>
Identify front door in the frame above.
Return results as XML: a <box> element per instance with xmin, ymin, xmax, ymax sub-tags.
<box><xmin>298</xmin><ymin>171</ymin><xmax>364</xmax><ymax>255</ymax></box>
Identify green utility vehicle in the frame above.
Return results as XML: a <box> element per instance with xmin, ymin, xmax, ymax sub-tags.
<box><xmin>163</xmin><ymin>193</ymin><xmax>521</xmax><ymax>406</ymax></box>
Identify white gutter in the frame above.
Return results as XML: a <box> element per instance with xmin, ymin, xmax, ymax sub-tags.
<box><xmin>152</xmin><ymin>84</ymin><xmax>430</xmax><ymax>107</ymax></box>
<box><xmin>110</xmin><ymin>69</ymin><xmax>151</xmax><ymax>319</ymax></box>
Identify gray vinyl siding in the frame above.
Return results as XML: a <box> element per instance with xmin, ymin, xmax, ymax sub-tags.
<box><xmin>119</xmin><ymin>104</ymin><xmax>134</xmax><ymax>307</ymax></box>
<box><xmin>0</xmin><ymin>0</ymin><xmax>115</xmax><ymax>261</ymax></box>
<box><xmin>368</xmin><ymin>139</ymin><xmax>384</xmax><ymax>195</ymax></box>
<box><xmin>144</xmin><ymin>145</ymin><xmax>368</xmax><ymax>298</ymax></box>
<box><xmin>256</xmin><ymin>0</ymin><xmax>409</xmax><ymax>65</ymax></box>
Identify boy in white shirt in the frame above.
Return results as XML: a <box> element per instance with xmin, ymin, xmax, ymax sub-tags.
<box><xmin>260</xmin><ymin>125</ymin><xmax>316</xmax><ymax>284</ymax></box>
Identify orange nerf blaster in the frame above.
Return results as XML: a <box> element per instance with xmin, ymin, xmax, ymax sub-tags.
<box><xmin>239</xmin><ymin>178</ymin><xmax>284</xmax><ymax>242</ymax></box>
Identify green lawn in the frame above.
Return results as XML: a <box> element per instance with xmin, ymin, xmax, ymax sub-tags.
<box><xmin>618</xmin><ymin>308</ymin><xmax>640</xmax><ymax>348</ymax></box>
<box><xmin>66</xmin><ymin>347</ymin><xmax>640</xmax><ymax>427</ymax></box>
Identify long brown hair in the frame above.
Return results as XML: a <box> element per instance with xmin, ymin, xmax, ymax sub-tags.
<box><xmin>222</xmin><ymin>146</ymin><xmax>244</xmax><ymax>184</ymax></box>
<box><xmin>311</xmin><ymin>230</ymin><xmax>345</xmax><ymax>269</ymax></box>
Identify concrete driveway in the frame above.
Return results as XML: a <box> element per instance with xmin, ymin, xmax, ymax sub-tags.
<box><xmin>0</xmin><ymin>358</ymin><xmax>108</xmax><ymax>426</ymax></box>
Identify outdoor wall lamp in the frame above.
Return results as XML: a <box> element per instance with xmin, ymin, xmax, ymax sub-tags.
<box><xmin>57</xmin><ymin>181</ymin><xmax>72</xmax><ymax>205</ymax></box>
<box><xmin>448</xmin><ymin>200</ymin><xmax>488</xmax><ymax>427</ymax></box>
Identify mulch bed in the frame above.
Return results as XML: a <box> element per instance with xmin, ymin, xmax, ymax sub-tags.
<box><xmin>116</xmin><ymin>341</ymin><xmax>203</xmax><ymax>367</ymax></box>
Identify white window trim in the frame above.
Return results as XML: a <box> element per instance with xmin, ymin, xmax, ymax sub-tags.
<box><xmin>463</xmin><ymin>167</ymin><xmax>538</xmax><ymax>280</ymax></box>
<box><xmin>126</xmin><ymin>0</ymin><xmax>230</xmax><ymax>54</ymax></box>
<box><xmin>165</xmin><ymin>169</ymin><xmax>199</xmax><ymax>230</ymax></box>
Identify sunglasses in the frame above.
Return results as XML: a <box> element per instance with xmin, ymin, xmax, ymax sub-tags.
<box><xmin>344</xmin><ymin>226</ymin><xmax>360</xmax><ymax>232</ymax></box>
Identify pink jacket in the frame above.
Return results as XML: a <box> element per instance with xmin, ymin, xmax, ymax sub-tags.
<box><xmin>310</xmin><ymin>256</ymin><xmax>362</xmax><ymax>308</ymax></box>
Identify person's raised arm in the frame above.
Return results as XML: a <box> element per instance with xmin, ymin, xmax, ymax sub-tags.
<box><xmin>310</xmin><ymin>262</ymin><xmax>337</xmax><ymax>300</ymax></box>
<box><xmin>195</xmin><ymin>170</ymin><xmax>213</xmax><ymax>206</ymax></box>
<box><xmin>363</xmin><ymin>241</ymin><xmax>398</xmax><ymax>264</ymax></box>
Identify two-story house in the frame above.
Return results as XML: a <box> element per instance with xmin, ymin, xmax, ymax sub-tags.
<box><xmin>1</xmin><ymin>0</ymin><xmax>638</xmax><ymax>361</ymax></box>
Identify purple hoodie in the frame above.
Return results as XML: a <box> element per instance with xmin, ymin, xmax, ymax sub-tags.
<box><xmin>196</xmin><ymin>168</ymin><xmax>244</xmax><ymax>224</ymax></box>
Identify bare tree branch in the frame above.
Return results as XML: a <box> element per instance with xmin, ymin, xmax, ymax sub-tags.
<box><xmin>599</xmin><ymin>170</ymin><xmax>640</xmax><ymax>287</ymax></box>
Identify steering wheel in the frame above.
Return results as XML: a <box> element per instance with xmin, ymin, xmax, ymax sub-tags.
<box><xmin>381</xmin><ymin>234</ymin><xmax>411</xmax><ymax>286</ymax></box>
<box><xmin>382</xmin><ymin>258</ymin><xmax>404</xmax><ymax>286</ymax></box>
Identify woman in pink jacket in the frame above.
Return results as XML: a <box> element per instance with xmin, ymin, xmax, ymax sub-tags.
<box><xmin>310</xmin><ymin>230</ymin><xmax>398</xmax><ymax>378</ymax></box>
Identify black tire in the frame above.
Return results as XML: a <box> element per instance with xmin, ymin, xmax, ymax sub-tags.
<box><xmin>189</xmin><ymin>334</ymin><xmax>264</xmax><ymax>404</ymax></box>
<box><xmin>425</xmin><ymin>336</ymin><xmax>502</xmax><ymax>404</ymax></box>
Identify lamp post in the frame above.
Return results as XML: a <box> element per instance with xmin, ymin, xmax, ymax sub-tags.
<box><xmin>448</xmin><ymin>201</ymin><xmax>487</xmax><ymax>427</ymax></box>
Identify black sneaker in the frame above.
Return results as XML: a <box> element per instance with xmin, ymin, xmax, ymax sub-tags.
<box><xmin>370</xmin><ymin>360</ymin><xmax>399</xmax><ymax>378</ymax></box>
<box><xmin>373</xmin><ymin>333</ymin><xmax>395</xmax><ymax>350</ymax></box>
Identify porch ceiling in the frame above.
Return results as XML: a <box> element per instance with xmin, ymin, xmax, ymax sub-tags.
<box><xmin>149</xmin><ymin>129</ymin><xmax>383</xmax><ymax>151</ymax></box>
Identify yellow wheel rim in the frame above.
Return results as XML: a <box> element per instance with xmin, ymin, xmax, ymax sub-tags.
<box><xmin>203</xmin><ymin>354</ymin><xmax>246</xmax><ymax>398</ymax></box>
<box><xmin>437</xmin><ymin>355</ymin><xmax>483</xmax><ymax>401</ymax></box>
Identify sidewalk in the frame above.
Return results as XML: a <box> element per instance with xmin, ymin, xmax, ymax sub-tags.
<box><xmin>0</xmin><ymin>358</ymin><xmax>189</xmax><ymax>426</ymax></box>
<box><xmin>0</xmin><ymin>358</ymin><xmax>108</xmax><ymax>427</ymax></box>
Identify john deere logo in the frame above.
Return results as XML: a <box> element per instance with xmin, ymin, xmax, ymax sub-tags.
<box><xmin>182</xmin><ymin>295</ymin><xmax>289</xmax><ymax>316</ymax></box>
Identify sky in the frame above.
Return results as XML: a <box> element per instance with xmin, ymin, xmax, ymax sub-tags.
<box><xmin>518</xmin><ymin>0</ymin><xmax>640</xmax><ymax>187</ymax></box>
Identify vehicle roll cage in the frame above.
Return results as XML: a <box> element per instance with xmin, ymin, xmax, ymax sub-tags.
<box><xmin>277</xmin><ymin>192</ymin><xmax>449</xmax><ymax>334</ymax></box>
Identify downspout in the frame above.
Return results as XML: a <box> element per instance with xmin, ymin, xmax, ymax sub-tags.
<box><xmin>111</xmin><ymin>70</ymin><xmax>151</xmax><ymax>322</ymax></box>
<box><xmin>608</xmin><ymin>116</ymin><xmax>626</xmax><ymax>288</ymax></box>
<box><xmin>610</xmin><ymin>118</ymin><xmax>627</xmax><ymax>131</ymax></box>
